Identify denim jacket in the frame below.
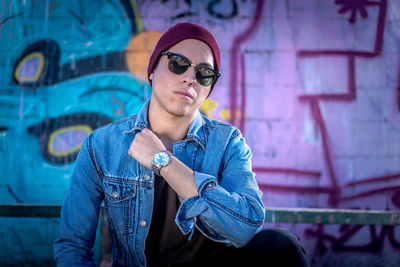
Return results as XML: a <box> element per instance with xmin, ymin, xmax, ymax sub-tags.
<box><xmin>54</xmin><ymin>100</ymin><xmax>265</xmax><ymax>267</ymax></box>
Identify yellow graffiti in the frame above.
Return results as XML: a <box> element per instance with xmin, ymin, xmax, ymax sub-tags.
<box><xmin>14</xmin><ymin>52</ymin><xmax>44</xmax><ymax>83</ymax></box>
<box><xmin>200</xmin><ymin>98</ymin><xmax>243</xmax><ymax>120</ymax></box>
<box><xmin>130</xmin><ymin>0</ymin><xmax>144</xmax><ymax>32</ymax></box>
<box><xmin>220</xmin><ymin>108</ymin><xmax>242</xmax><ymax>120</ymax></box>
<box><xmin>201</xmin><ymin>98</ymin><xmax>218</xmax><ymax>119</ymax></box>
<box><xmin>48</xmin><ymin>125</ymin><xmax>93</xmax><ymax>157</ymax></box>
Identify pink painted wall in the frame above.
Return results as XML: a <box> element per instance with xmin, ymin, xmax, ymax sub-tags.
<box><xmin>139</xmin><ymin>0</ymin><xmax>400</xmax><ymax>265</ymax></box>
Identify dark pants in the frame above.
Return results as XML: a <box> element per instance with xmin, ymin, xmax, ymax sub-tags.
<box><xmin>173</xmin><ymin>227</ymin><xmax>310</xmax><ymax>267</ymax></box>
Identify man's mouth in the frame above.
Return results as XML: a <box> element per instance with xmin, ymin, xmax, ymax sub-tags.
<box><xmin>174</xmin><ymin>90</ymin><xmax>193</xmax><ymax>99</ymax></box>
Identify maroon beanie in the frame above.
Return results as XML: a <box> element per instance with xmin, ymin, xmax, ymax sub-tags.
<box><xmin>147</xmin><ymin>22</ymin><xmax>221</xmax><ymax>93</ymax></box>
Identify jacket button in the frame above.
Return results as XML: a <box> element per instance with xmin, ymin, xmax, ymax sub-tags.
<box><xmin>111</xmin><ymin>191</ymin><xmax>118</xmax><ymax>199</ymax></box>
<box><xmin>140</xmin><ymin>220</ymin><xmax>147</xmax><ymax>227</ymax></box>
<box><xmin>144</xmin><ymin>173</ymin><xmax>151</xmax><ymax>180</ymax></box>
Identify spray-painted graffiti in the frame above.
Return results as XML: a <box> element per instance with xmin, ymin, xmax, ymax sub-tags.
<box><xmin>0</xmin><ymin>0</ymin><xmax>155</xmax><ymax>264</ymax></box>
<box><xmin>1</xmin><ymin>0</ymin><xmax>400</xmax><ymax>266</ymax></box>
<box><xmin>294</xmin><ymin>0</ymin><xmax>396</xmax><ymax>207</ymax></box>
<box><xmin>200</xmin><ymin>98</ymin><xmax>242</xmax><ymax>121</ymax></box>
<box><xmin>0</xmin><ymin>0</ymin><xmax>153</xmax><ymax>203</ymax></box>
<box><xmin>306</xmin><ymin>222</ymin><xmax>400</xmax><ymax>253</ymax></box>
<box><xmin>227</xmin><ymin>0</ymin><xmax>400</xmax><ymax>208</ymax></box>
<box><xmin>335</xmin><ymin>0</ymin><xmax>380</xmax><ymax>25</ymax></box>
<box><xmin>216</xmin><ymin>0</ymin><xmax>399</xmax><ymax>265</ymax></box>
<box><xmin>137</xmin><ymin>0</ymin><xmax>245</xmax><ymax>20</ymax></box>
<box><xmin>245</xmin><ymin>0</ymin><xmax>400</xmax><ymax>207</ymax></box>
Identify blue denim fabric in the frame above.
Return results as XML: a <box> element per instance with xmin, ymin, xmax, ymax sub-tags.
<box><xmin>54</xmin><ymin>100</ymin><xmax>265</xmax><ymax>267</ymax></box>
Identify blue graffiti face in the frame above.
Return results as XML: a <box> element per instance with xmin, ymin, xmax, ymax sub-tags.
<box><xmin>0</xmin><ymin>0</ymin><xmax>150</xmax><ymax>203</ymax></box>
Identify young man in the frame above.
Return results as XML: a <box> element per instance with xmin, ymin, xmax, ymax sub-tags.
<box><xmin>54</xmin><ymin>23</ymin><xmax>308</xmax><ymax>267</ymax></box>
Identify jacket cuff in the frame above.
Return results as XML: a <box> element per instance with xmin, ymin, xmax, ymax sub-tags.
<box><xmin>175</xmin><ymin>172</ymin><xmax>216</xmax><ymax>235</ymax></box>
<box><xmin>175</xmin><ymin>196</ymin><xmax>206</xmax><ymax>235</ymax></box>
<box><xmin>193</xmin><ymin>171</ymin><xmax>217</xmax><ymax>196</ymax></box>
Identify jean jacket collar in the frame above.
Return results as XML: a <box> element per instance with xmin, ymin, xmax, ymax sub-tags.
<box><xmin>124</xmin><ymin>98</ymin><xmax>206</xmax><ymax>150</ymax></box>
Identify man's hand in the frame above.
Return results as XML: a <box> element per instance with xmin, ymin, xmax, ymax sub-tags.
<box><xmin>128</xmin><ymin>128</ymin><xmax>166</xmax><ymax>169</ymax></box>
<box><xmin>128</xmin><ymin>128</ymin><xmax>198</xmax><ymax>199</ymax></box>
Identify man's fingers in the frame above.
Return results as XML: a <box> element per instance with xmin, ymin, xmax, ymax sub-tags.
<box><xmin>128</xmin><ymin>143</ymin><xmax>135</xmax><ymax>158</ymax></box>
<box><xmin>128</xmin><ymin>128</ymin><xmax>166</xmax><ymax>168</ymax></box>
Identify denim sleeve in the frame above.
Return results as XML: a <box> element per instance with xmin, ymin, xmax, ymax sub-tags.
<box><xmin>175</xmin><ymin>131</ymin><xmax>265</xmax><ymax>248</ymax></box>
<box><xmin>54</xmin><ymin>134</ymin><xmax>103</xmax><ymax>266</ymax></box>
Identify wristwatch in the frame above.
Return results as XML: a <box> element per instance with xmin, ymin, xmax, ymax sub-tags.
<box><xmin>151</xmin><ymin>150</ymin><xmax>172</xmax><ymax>176</ymax></box>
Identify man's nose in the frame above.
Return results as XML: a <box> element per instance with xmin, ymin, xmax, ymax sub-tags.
<box><xmin>181</xmin><ymin>66</ymin><xmax>195</xmax><ymax>85</ymax></box>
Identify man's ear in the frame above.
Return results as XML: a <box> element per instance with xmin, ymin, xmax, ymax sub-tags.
<box><xmin>149</xmin><ymin>73</ymin><xmax>154</xmax><ymax>80</ymax></box>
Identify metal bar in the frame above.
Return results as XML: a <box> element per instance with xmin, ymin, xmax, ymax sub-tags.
<box><xmin>265</xmin><ymin>208</ymin><xmax>400</xmax><ymax>225</ymax></box>
<box><xmin>1</xmin><ymin>204</ymin><xmax>400</xmax><ymax>225</ymax></box>
<box><xmin>0</xmin><ymin>204</ymin><xmax>61</xmax><ymax>218</ymax></box>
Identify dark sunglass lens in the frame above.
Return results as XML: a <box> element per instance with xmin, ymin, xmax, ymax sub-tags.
<box><xmin>196</xmin><ymin>67</ymin><xmax>216</xmax><ymax>86</ymax></box>
<box><xmin>168</xmin><ymin>56</ymin><xmax>190</xmax><ymax>74</ymax></box>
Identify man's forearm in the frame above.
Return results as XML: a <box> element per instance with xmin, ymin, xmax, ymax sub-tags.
<box><xmin>128</xmin><ymin>128</ymin><xmax>199</xmax><ymax>200</ymax></box>
<box><xmin>159</xmin><ymin>155</ymin><xmax>199</xmax><ymax>200</ymax></box>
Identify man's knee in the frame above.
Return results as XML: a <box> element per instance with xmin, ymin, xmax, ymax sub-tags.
<box><xmin>245</xmin><ymin>228</ymin><xmax>300</xmax><ymax>251</ymax></box>
<box><xmin>241</xmin><ymin>228</ymin><xmax>309</xmax><ymax>267</ymax></box>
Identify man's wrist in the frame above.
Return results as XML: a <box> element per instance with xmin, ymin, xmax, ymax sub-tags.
<box><xmin>158</xmin><ymin>154</ymin><xmax>176</xmax><ymax>177</ymax></box>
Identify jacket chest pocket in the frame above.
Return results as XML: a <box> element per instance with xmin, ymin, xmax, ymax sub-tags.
<box><xmin>103</xmin><ymin>179</ymin><xmax>137</xmax><ymax>235</ymax></box>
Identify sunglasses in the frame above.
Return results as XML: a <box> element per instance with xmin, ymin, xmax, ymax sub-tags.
<box><xmin>160</xmin><ymin>52</ymin><xmax>220</xmax><ymax>87</ymax></box>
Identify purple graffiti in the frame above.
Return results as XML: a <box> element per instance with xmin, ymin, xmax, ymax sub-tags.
<box><xmin>229</xmin><ymin>0</ymin><xmax>264</xmax><ymax>132</ymax></box>
<box><xmin>335</xmin><ymin>0</ymin><xmax>380</xmax><ymax>25</ymax></box>
<box><xmin>306</xmin><ymin>223</ymin><xmax>400</xmax><ymax>253</ymax></box>
<box><xmin>251</xmin><ymin>0</ymin><xmax>400</xmax><ymax>209</ymax></box>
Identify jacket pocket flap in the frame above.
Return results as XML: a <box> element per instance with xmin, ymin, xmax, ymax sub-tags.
<box><xmin>103</xmin><ymin>180</ymin><xmax>136</xmax><ymax>203</ymax></box>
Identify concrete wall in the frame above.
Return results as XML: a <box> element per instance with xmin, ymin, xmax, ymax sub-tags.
<box><xmin>1</xmin><ymin>0</ymin><xmax>399</xmax><ymax>266</ymax></box>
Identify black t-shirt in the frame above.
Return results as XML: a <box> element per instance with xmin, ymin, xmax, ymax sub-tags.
<box><xmin>145</xmin><ymin>175</ymin><xmax>219</xmax><ymax>266</ymax></box>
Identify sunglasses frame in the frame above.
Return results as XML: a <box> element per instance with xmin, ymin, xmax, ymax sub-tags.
<box><xmin>160</xmin><ymin>51</ymin><xmax>220</xmax><ymax>86</ymax></box>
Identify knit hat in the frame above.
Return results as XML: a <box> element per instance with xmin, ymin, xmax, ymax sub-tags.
<box><xmin>147</xmin><ymin>22</ymin><xmax>221</xmax><ymax>93</ymax></box>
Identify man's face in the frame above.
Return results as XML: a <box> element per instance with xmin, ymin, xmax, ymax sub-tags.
<box><xmin>150</xmin><ymin>39</ymin><xmax>214</xmax><ymax>118</ymax></box>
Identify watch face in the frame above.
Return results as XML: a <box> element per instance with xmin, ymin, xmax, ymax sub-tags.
<box><xmin>153</xmin><ymin>151</ymin><xmax>170</xmax><ymax>166</ymax></box>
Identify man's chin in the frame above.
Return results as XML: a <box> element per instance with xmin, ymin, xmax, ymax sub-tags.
<box><xmin>167</xmin><ymin>107</ymin><xmax>194</xmax><ymax>118</ymax></box>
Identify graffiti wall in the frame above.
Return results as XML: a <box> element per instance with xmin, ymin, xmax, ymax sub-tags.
<box><xmin>1</xmin><ymin>0</ymin><xmax>399</xmax><ymax>265</ymax></box>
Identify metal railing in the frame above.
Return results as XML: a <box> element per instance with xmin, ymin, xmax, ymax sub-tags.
<box><xmin>1</xmin><ymin>204</ymin><xmax>400</xmax><ymax>225</ymax></box>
